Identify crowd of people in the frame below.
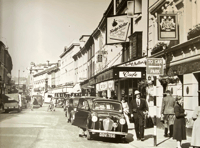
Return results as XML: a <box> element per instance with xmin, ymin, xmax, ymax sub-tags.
<box><xmin>120</xmin><ymin>89</ymin><xmax>200</xmax><ymax>148</ymax></box>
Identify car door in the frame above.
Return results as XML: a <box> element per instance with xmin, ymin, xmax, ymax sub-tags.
<box><xmin>72</xmin><ymin>98</ymin><xmax>90</xmax><ymax>129</ymax></box>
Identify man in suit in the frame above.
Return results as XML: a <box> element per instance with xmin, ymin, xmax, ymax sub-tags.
<box><xmin>129</xmin><ymin>90</ymin><xmax>149</xmax><ymax>141</ymax></box>
<box><xmin>161</xmin><ymin>90</ymin><xmax>176</xmax><ymax>137</ymax></box>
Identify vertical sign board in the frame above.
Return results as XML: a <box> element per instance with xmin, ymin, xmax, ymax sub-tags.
<box><xmin>106</xmin><ymin>15</ymin><xmax>131</xmax><ymax>45</ymax></box>
<box><xmin>146</xmin><ymin>58</ymin><xmax>164</xmax><ymax>76</ymax></box>
<box><xmin>157</xmin><ymin>13</ymin><xmax>178</xmax><ymax>41</ymax></box>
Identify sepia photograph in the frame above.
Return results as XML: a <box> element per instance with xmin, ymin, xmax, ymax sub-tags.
<box><xmin>0</xmin><ymin>0</ymin><xmax>200</xmax><ymax>148</ymax></box>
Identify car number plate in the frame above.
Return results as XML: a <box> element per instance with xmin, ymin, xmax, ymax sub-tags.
<box><xmin>99</xmin><ymin>133</ymin><xmax>115</xmax><ymax>138</ymax></box>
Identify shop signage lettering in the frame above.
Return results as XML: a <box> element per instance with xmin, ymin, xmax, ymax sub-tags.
<box><xmin>119</xmin><ymin>71</ymin><xmax>141</xmax><ymax>78</ymax></box>
<box><xmin>106</xmin><ymin>15</ymin><xmax>131</xmax><ymax>44</ymax></box>
<box><xmin>118</xmin><ymin>58</ymin><xmax>146</xmax><ymax>67</ymax></box>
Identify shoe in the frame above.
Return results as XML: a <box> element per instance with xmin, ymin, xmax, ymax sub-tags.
<box><xmin>164</xmin><ymin>134</ymin><xmax>168</xmax><ymax>137</ymax></box>
<box><xmin>137</xmin><ymin>138</ymin><xmax>141</xmax><ymax>141</ymax></box>
<box><xmin>141</xmin><ymin>138</ymin><xmax>145</xmax><ymax>141</ymax></box>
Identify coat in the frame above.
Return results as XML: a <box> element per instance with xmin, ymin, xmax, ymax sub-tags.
<box><xmin>161</xmin><ymin>95</ymin><xmax>176</xmax><ymax>115</ymax></box>
<box><xmin>129</xmin><ymin>98</ymin><xmax>148</xmax><ymax>119</ymax></box>
<box><xmin>173</xmin><ymin>102</ymin><xmax>186</xmax><ymax>141</ymax></box>
<box><xmin>191</xmin><ymin>106</ymin><xmax>200</xmax><ymax>147</ymax></box>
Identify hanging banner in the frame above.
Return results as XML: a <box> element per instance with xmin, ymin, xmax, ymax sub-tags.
<box><xmin>158</xmin><ymin>13</ymin><xmax>178</xmax><ymax>41</ymax></box>
<box><xmin>106</xmin><ymin>15</ymin><xmax>131</xmax><ymax>45</ymax></box>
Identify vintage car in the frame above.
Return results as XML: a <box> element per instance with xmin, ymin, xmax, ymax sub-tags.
<box><xmin>72</xmin><ymin>97</ymin><xmax>128</xmax><ymax>141</ymax></box>
<box><xmin>3</xmin><ymin>93</ymin><xmax>22</xmax><ymax>113</ymax></box>
<box><xmin>54</xmin><ymin>97</ymin><xmax>65</xmax><ymax>108</ymax></box>
<box><xmin>32</xmin><ymin>95</ymin><xmax>43</xmax><ymax>107</ymax></box>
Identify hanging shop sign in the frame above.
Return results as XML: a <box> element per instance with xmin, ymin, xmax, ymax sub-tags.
<box><xmin>106</xmin><ymin>15</ymin><xmax>131</xmax><ymax>45</ymax></box>
<box><xmin>119</xmin><ymin>71</ymin><xmax>142</xmax><ymax>78</ymax></box>
<box><xmin>158</xmin><ymin>13</ymin><xmax>178</xmax><ymax>41</ymax></box>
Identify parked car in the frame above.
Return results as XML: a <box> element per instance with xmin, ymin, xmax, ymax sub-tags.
<box><xmin>32</xmin><ymin>95</ymin><xmax>43</xmax><ymax>107</ymax></box>
<box><xmin>3</xmin><ymin>93</ymin><xmax>22</xmax><ymax>113</ymax></box>
<box><xmin>65</xmin><ymin>96</ymin><xmax>81</xmax><ymax>124</ymax></box>
<box><xmin>54</xmin><ymin>97</ymin><xmax>65</xmax><ymax>108</ymax></box>
<box><xmin>72</xmin><ymin>97</ymin><xmax>128</xmax><ymax>141</ymax></box>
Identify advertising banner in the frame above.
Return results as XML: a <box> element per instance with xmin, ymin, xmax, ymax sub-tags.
<box><xmin>106</xmin><ymin>15</ymin><xmax>131</xmax><ymax>44</ymax></box>
<box><xmin>158</xmin><ymin>13</ymin><xmax>178</xmax><ymax>41</ymax></box>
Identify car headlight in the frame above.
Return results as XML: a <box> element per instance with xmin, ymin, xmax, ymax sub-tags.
<box><xmin>92</xmin><ymin>116</ymin><xmax>98</xmax><ymax>122</ymax></box>
<box><xmin>119</xmin><ymin>118</ymin><xmax>126</xmax><ymax>125</ymax></box>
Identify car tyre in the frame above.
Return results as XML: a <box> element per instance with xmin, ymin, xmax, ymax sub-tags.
<box><xmin>5</xmin><ymin>110</ymin><xmax>9</xmax><ymax>113</ymax></box>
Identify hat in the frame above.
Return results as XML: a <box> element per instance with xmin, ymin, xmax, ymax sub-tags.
<box><xmin>176</xmin><ymin>96</ymin><xmax>182</xmax><ymax>101</ymax></box>
<box><xmin>134</xmin><ymin>90</ymin><xmax>141</xmax><ymax>95</ymax></box>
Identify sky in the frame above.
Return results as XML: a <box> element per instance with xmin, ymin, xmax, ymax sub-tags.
<box><xmin>0</xmin><ymin>0</ymin><xmax>111</xmax><ymax>77</ymax></box>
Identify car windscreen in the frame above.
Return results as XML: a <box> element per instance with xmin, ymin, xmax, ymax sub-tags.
<box><xmin>93</xmin><ymin>101</ymin><xmax>122</xmax><ymax>112</ymax></box>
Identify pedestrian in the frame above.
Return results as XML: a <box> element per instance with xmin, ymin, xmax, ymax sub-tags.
<box><xmin>129</xmin><ymin>90</ymin><xmax>149</xmax><ymax>141</ymax></box>
<box><xmin>121</xmin><ymin>97</ymin><xmax>130</xmax><ymax>127</ymax></box>
<box><xmin>173</xmin><ymin>96</ymin><xmax>187</xmax><ymax>148</ymax></box>
<box><xmin>191</xmin><ymin>106</ymin><xmax>200</xmax><ymax>148</ymax></box>
<box><xmin>30</xmin><ymin>96</ymin><xmax>34</xmax><ymax>111</ymax></box>
<box><xmin>160</xmin><ymin>90</ymin><xmax>176</xmax><ymax>137</ymax></box>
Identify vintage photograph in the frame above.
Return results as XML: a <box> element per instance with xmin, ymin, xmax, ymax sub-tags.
<box><xmin>0</xmin><ymin>0</ymin><xmax>200</xmax><ymax>148</ymax></box>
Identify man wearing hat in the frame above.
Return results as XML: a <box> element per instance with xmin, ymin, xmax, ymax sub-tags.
<box><xmin>129</xmin><ymin>90</ymin><xmax>149</xmax><ymax>141</ymax></box>
<box><xmin>161</xmin><ymin>90</ymin><xmax>176</xmax><ymax>137</ymax></box>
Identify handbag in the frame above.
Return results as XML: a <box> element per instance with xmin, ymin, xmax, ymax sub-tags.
<box><xmin>186</xmin><ymin>118</ymin><xmax>194</xmax><ymax>128</ymax></box>
<box><xmin>145</xmin><ymin>116</ymin><xmax>154</xmax><ymax>128</ymax></box>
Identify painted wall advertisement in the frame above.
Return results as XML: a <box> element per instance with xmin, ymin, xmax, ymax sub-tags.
<box><xmin>106</xmin><ymin>15</ymin><xmax>131</xmax><ymax>44</ymax></box>
<box><xmin>158</xmin><ymin>14</ymin><xmax>178</xmax><ymax>41</ymax></box>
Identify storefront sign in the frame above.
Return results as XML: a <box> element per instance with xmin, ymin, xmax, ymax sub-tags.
<box><xmin>158</xmin><ymin>14</ymin><xmax>178</xmax><ymax>41</ymax></box>
<box><xmin>118</xmin><ymin>57</ymin><xmax>146</xmax><ymax>67</ymax></box>
<box><xmin>106</xmin><ymin>15</ymin><xmax>131</xmax><ymax>44</ymax></box>
<box><xmin>100</xmin><ymin>82</ymin><xmax>108</xmax><ymax>91</ymax></box>
<box><xmin>108</xmin><ymin>80</ymin><xmax>114</xmax><ymax>90</ymax></box>
<box><xmin>119</xmin><ymin>71</ymin><xmax>141</xmax><ymax>78</ymax></box>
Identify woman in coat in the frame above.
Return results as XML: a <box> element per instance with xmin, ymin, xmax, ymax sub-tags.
<box><xmin>173</xmin><ymin>96</ymin><xmax>187</xmax><ymax>148</ymax></box>
<box><xmin>191</xmin><ymin>106</ymin><xmax>200</xmax><ymax>148</ymax></box>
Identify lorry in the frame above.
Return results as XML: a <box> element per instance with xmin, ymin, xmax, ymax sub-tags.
<box><xmin>3</xmin><ymin>93</ymin><xmax>22</xmax><ymax>113</ymax></box>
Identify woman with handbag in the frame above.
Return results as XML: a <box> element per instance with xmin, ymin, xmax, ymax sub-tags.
<box><xmin>173</xmin><ymin>96</ymin><xmax>187</xmax><ymax>148</ymax></box>
<box><xmin>191</xmin><ymin>106</ymin><xmax>200</xmax><ymax>148</ymax></box>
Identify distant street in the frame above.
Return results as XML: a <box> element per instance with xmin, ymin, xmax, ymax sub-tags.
<box><xmin>0</xmin><ymin>104</ymin><xmax>134</xmax><ymax>148</ymax></box>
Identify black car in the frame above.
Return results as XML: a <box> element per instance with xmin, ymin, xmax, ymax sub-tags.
<box><xmin>72</xmin><ymin>97</ymin><xmax>128</xmax><ymax>141</ymax></box>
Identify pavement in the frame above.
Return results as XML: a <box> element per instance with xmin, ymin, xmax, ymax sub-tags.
<box><xmin>128</xmin><ymin>123</ymin><xmax>192</xmax><ymax>148</ymax></box>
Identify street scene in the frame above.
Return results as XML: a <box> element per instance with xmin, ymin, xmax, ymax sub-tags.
<box><xmin>0</xmin><ymin>0</ymin><xmax>200</xmax><ymax>148</ymax></box>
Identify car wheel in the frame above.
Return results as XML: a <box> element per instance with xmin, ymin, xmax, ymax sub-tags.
<box><xmin>40</xmin><ymin>105</ymin><xmax>42</xmax><ymax>107</ymax></box>
<box><xmin>86</xmin><ymin>130</ymin><xmax>92</xmax><ymax>140</ymax></box>
<box><xmin>5</xmin><ymin>110</ymin><xmax>9</xmax><ymax>113</ymax></box>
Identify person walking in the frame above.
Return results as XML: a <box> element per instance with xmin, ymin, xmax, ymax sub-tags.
<box><xmin>191</xmin><ymin>106</ymin><xmax>200</xmax><ymax>148</ymax></box>
<box><xmin>121</xmin><ymin>97</ymin><xmax>130</xmax><ymax>127</ymax></box>
<box><xmin>161</xmin><ymin>90</ymin><xmax>176</xmax><ymax>137</ymax></box>
<box><xmin>129</xmin><ymin>90</ymin><xmax>149</xmax><ymax>141</ymax></box>
<box><xmin>30</xmin><ymin>96</ymin><xmax>34</xmax><ymax>111</ymax></box>
<box><xmin>173</xmin><ymin>96</ymin><xmax>187</xmax><ymax>148</ymax></box>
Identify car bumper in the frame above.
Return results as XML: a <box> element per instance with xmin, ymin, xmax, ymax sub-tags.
<box><xmin>88</xmin><ymin>129</ymin><xmax>127</xmax><ymax>136</ymax></box>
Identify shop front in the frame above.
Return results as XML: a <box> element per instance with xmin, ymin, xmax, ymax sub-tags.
<box><xmin>95</xmin><ymin>57</ymin><xmax>147</xmax><ymax>102</ymax></box>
